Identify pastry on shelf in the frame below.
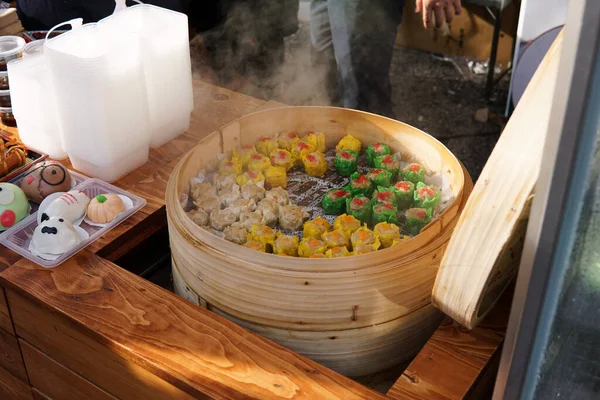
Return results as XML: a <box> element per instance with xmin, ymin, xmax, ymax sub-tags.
<box><xmin>40</xmin><ymin>190</ymin><xmax>90</xmax><ymax>224</ymax></box>
<box><xmin>20</xmin><ymin>161</ymin><xmax>72</xmax><ymax>203</ymax></box>
<box><xmin>31</xmin><ymin>216</ymin><xmax>82</xmax><ymax>255</ymax></box>
<box><xmin>0</xmin><ymin>182</ymin><xmax>29</xmax><ymax>231</ymax></box>
<box><xmin>87</xmin><ymin>194</ymin><xmax>125</xmax><ymax>224</ymax></box>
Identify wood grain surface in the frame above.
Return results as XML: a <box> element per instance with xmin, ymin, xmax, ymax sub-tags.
<box><xmin>1</xmin><ymin>252</ymin><xmax>386</xmax><ymax>400</ymax></box>
<box><xmin>387</xmin><ymin>286</ymin><xmax>512</xmax><ymax>400</ymax></box>
<box><xmin>7</xmin><ymin>287</ymin><xmax>211</xmax><ymax>400</ymax></box>
<box><xmin>0</xmin><ymin>287</ymin><xmax>14</xmax><ymax>335</ymax></box>
<box><xmin>20</xmin><ymin>340</ymin><xmax>117</xmax><ymax>400</ymax></box>
<box><xmin>0</xmin><ymin>80</ymin><xmax>510</xmax><ymax>399</ymax></box>
<box><xmin>433</xmin><ymin>31</ymin><xmax>563</xmax><ymax>329</ymax></box>
<box><xmin>32</xmin><ymin>388</ymin><xmax>53</xmax><ymax>400</ymax></box>
<box><xmin>0</xmin><ymin>363</ymin><xmax>33</xmax><ymax>400</ymax></box>
<box><xmin>0</xmin><ymin>326</ymin><xmax>27</xmax><ymax>382</ymax></box>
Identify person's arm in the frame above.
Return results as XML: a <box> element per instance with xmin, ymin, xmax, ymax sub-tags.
<box><xmin>415</xmin><ymin>0</ymin><xmax>462</xmax><ymax>28</ymax></box>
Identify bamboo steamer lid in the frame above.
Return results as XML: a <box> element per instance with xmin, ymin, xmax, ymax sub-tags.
<box><xmin>432</xmin><ymin>31</ymin><xmax>564</xmax><ymax>329</ymax></box>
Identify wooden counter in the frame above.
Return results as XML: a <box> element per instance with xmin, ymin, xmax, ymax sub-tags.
<box><xmin>0</xmin><ymin>81</ymin><xmax>510</xmax><ymax>400</ymax></box>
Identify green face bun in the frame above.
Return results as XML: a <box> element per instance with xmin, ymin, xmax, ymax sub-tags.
<box><xmin>0</xmin><ymin>183</ymin><xmax>30</xmax><ymax>231</ymax></box>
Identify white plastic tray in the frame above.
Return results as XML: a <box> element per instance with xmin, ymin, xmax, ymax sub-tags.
<box><xmin>0</xmin><ymin>178</ymin><xmax>146</xmax><ymax>268</ymax></box>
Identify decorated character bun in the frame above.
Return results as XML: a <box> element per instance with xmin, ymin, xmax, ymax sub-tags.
<box><xmin>20</xmin><ymin>161</ymin><xmax>72</xmax><ymax>203</ymax></box>
<box><xmin>0</xmin><ymin>182</ymin><xmax>29</xmax><ymax>231</ymax></box>
<box><xmin>87</xmin><ymin>194</ymin><xmax>125</xmax><ymax>224</ymax></box>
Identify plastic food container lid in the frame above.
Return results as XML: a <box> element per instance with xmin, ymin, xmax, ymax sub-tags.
<box><xmin>0</xmin><ymin>71</ymin><xmax>7</xmax><ymax>77</ymax></box>
<box><xmin>0</xmin><ymin>36</ymin><xmax>26</xmax><ymax>58</ymax></box>
<box><xmin>0</xmin><ymin>89</ymin><xmax>9</xmax><ymax>96</ymax></box>
<box><xmin>0</xmin><ymin>106</ymin><xmax>11</xmax><ymax>112</ymax></box>
<box><xmin>23</xmin><ymin>40</ymin><xmax>44</xmax><ymax>57</ymax></box>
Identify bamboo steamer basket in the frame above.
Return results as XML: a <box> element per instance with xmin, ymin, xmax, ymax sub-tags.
<box><xmin>166</xmin><ymin>107</ymin><xmax>472</xmax><ymax>376</ymax></box>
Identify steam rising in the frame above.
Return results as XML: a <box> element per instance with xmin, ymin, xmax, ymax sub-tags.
<box><xmin>190</xmin><ymin>2</ymin><xmax>332</xmax><ymax>106</ymax></box>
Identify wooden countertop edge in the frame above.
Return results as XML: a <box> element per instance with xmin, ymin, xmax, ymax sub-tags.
<box><xmin>0</xmin><ymin>251</ymin><xmax>386</xmax><ymax>400</ymax></box>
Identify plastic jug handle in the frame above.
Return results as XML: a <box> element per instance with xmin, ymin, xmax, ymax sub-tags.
<box><xmin>45</xmin><ymin>18</ymin><xmax>83</xmax><ymax>41</ymax></box>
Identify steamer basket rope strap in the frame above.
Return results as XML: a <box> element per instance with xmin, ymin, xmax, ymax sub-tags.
<box><xmin>165</xmin><ymin>32</ymin><xmax>562</xmax><ymax>376</ymax></box>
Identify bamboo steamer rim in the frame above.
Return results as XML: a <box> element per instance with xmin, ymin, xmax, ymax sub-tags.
<box><xmin>167</xmin><ymin>106</ymin><xmax>467</xmax><ymax>274</ymax></box>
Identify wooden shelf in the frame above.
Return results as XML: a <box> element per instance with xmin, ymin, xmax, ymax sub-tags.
<box><xmin>0</xmin><ymin>81</ymin><xmax>510</xmax><ymax>399</ymax></box>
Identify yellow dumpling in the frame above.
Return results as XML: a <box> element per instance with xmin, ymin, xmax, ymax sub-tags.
<box><xmin>353</xmin><ymin>243</ymin><xmax>377</xmax><ymax>255</ymax></box>
<box><xmin>264</xmin><ymin>166</ymin><xmax>287</xmax><ymax>189</ymax></box>
<box><xmin>291</xmin><ymin>139</ymin><xmax>316</xmax><ymax>164</ymax></box>
<box><xmin>298</xmin><ymin>238</ymin><xmax>328</xmax><ymax>258</ymax></box>
<box><xmin>303</xmin><ymin>216</ymin><xmax>331</xmax><ymax>239</ymax></box>
<box><xmin>350</xmin><ymin>226</ymin><xmax>381</xmax><ymax>251</ymax></box>
<box><xmin>391</xmin><ymin>235</ymin><xmax>411</xmax><ymax>247</ymax></box>
<box><xmin>322</xmin><ymin>229</ymin><xmax>350</xmax><ymax>249</ymax></box>
<box><xmin>270</xmin><ymin>149</ymin><xmax>294</xmax><ymax>171</ymax></box>
<box><xmin>247</xmin><ymin>153</ymin><xmax>272</xmax><ymax>172</ymax></box>
<box><xmin>336</xmin><ymin>134</ymin><xmax>362</xmax><ymax>153</ymax></box>
<box><xmin>273</xmin><ymin>233</ymin><xmax>299</xmax><ymax>256</ymax></box>
<box><xmin>256</xmin><ymin>136</ymin><xmax>277</xmax><ymax>156</ymax></box>
<box><xmin>233</xmin><ymin>144</ymin><xmax>257</xmax><ymax>166</ymax></box>
<box><xmin>247</xmin><ymin>224</ymin><xmax>277</xmax><ymax>248</ymax></box>
<box><xmin>326</xmin><ymin>246</ymin><xmax>350</xmax><ymax>258</ymax></box>
<box><xmin>333</xmin><ymin>214</ymin><xmax>362</xmax><ymax>236</ymax></box>
<box><xmin>303</xmin><ymin>131</ymin><xmax>326</xmax><ymax>153</ymax></box>
<box><xmin>278</xmin><ymin>131</ymin><xmax>300</xmax><ymax>151</ymax></box>
<box><xmin>219</xmin><ymin>158</ymin><xmax>242</xmax><ymax>175</ymax></box>
<box><xmin>373</xmin><ymin>222</ymin><xmax>401</xmax><ymax>248</ymax></box>
<box><xmin>235</xmin><ymin>170</ymin><xmax>265</xmax><ymax>187</ymax></box>
<box><xmin>302</xmin><ymin>152</ymin><xmax>327</xmax><ymax>177</ymax></box>
<box><xmin>310</xmin><ymin>253</ymin><xmax>327</xmax><ymax>258</ymax></box>
<box><xmin>244</xmin><ymin>240</ymin><xmax>266</xmax><ymax>252</ymax></box>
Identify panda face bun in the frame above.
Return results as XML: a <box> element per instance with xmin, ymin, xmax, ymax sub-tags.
<box><xmin>31</xmin><ymin>216</ymin><xmax>82</xmax><ymax>255</ymax></box>
<box><xmin>21</xmin><ymin>162</ymin><xmax>72</xmax><ymax>203</ymax></box>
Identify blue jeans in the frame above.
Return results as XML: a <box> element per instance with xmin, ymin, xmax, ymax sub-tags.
<box><xmin>311</xmin><ymin>0</ymin><xmax>403</xmax><ymax>118</ymax></box>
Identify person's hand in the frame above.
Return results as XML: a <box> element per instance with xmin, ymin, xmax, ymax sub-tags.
<box><xmin>415</xmin><ymin>0</ymin><xmax>462</xmax><ymax>29</ymax></box>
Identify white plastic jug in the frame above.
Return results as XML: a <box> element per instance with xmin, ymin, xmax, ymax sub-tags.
<box><xmin>8</xmin><ymin>41</ymin><xmax>68</xmax><ymax>159</ymax></box>
<box><xmin>98</xmin><ymin>4</ymin><xmax>193</xmax><ymax>148</ymax></box>
<box><xmin>44</xmin><ymin>19</ymin><xmax>151</xmax><ymax>182</ymax></box>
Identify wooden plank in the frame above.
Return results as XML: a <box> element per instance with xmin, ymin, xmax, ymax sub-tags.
<box><xmin>95</xmin><ymin>209</ymin><xmax>166</xmax><ymax>263</ymax></box>
<box><xmin>0</xmin><ymin>327</ymin><xmax>27</xmax><ymax>381</ymax></box>
<box><xmin>0</xmin><ymin>364</ymin><xmax>33</xmax><ymax>400</ymax></box>
<box><xmin>7</xmin><ymin>288</ymin><xmax>199</xmax><ymax>400</ymax></box>
<box><xmin>433</xmin><ymin>31</ymin><xmax>564</xmax><ymax>329</ymax></box>
<box><xmin>32</xmin><ymin>388</ymin><xmax>53</xmax><ymax>400</ymax></box>
<box><xmin>1</xmin><ymin>252</ymin><xmax>386</xmax><ymax>400</ymax></box>
<box><xmin>387</xmin><ymin>287</ymin><xmax>513</xmax><ymax>400</ymax></box>
<box><xmin>0</xmin><ymin>247</ymin><xmax>22</xmax><ymax>273</ymax></box>
<box><xmin>20</xmin><ymin>340</ymin><xmax>117</xmax><ymax>400</ymax></box>
<box><xmin>0</xmin><ymin>287</ymin><xmax>14</xmax><ymax>335</ymax></box>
